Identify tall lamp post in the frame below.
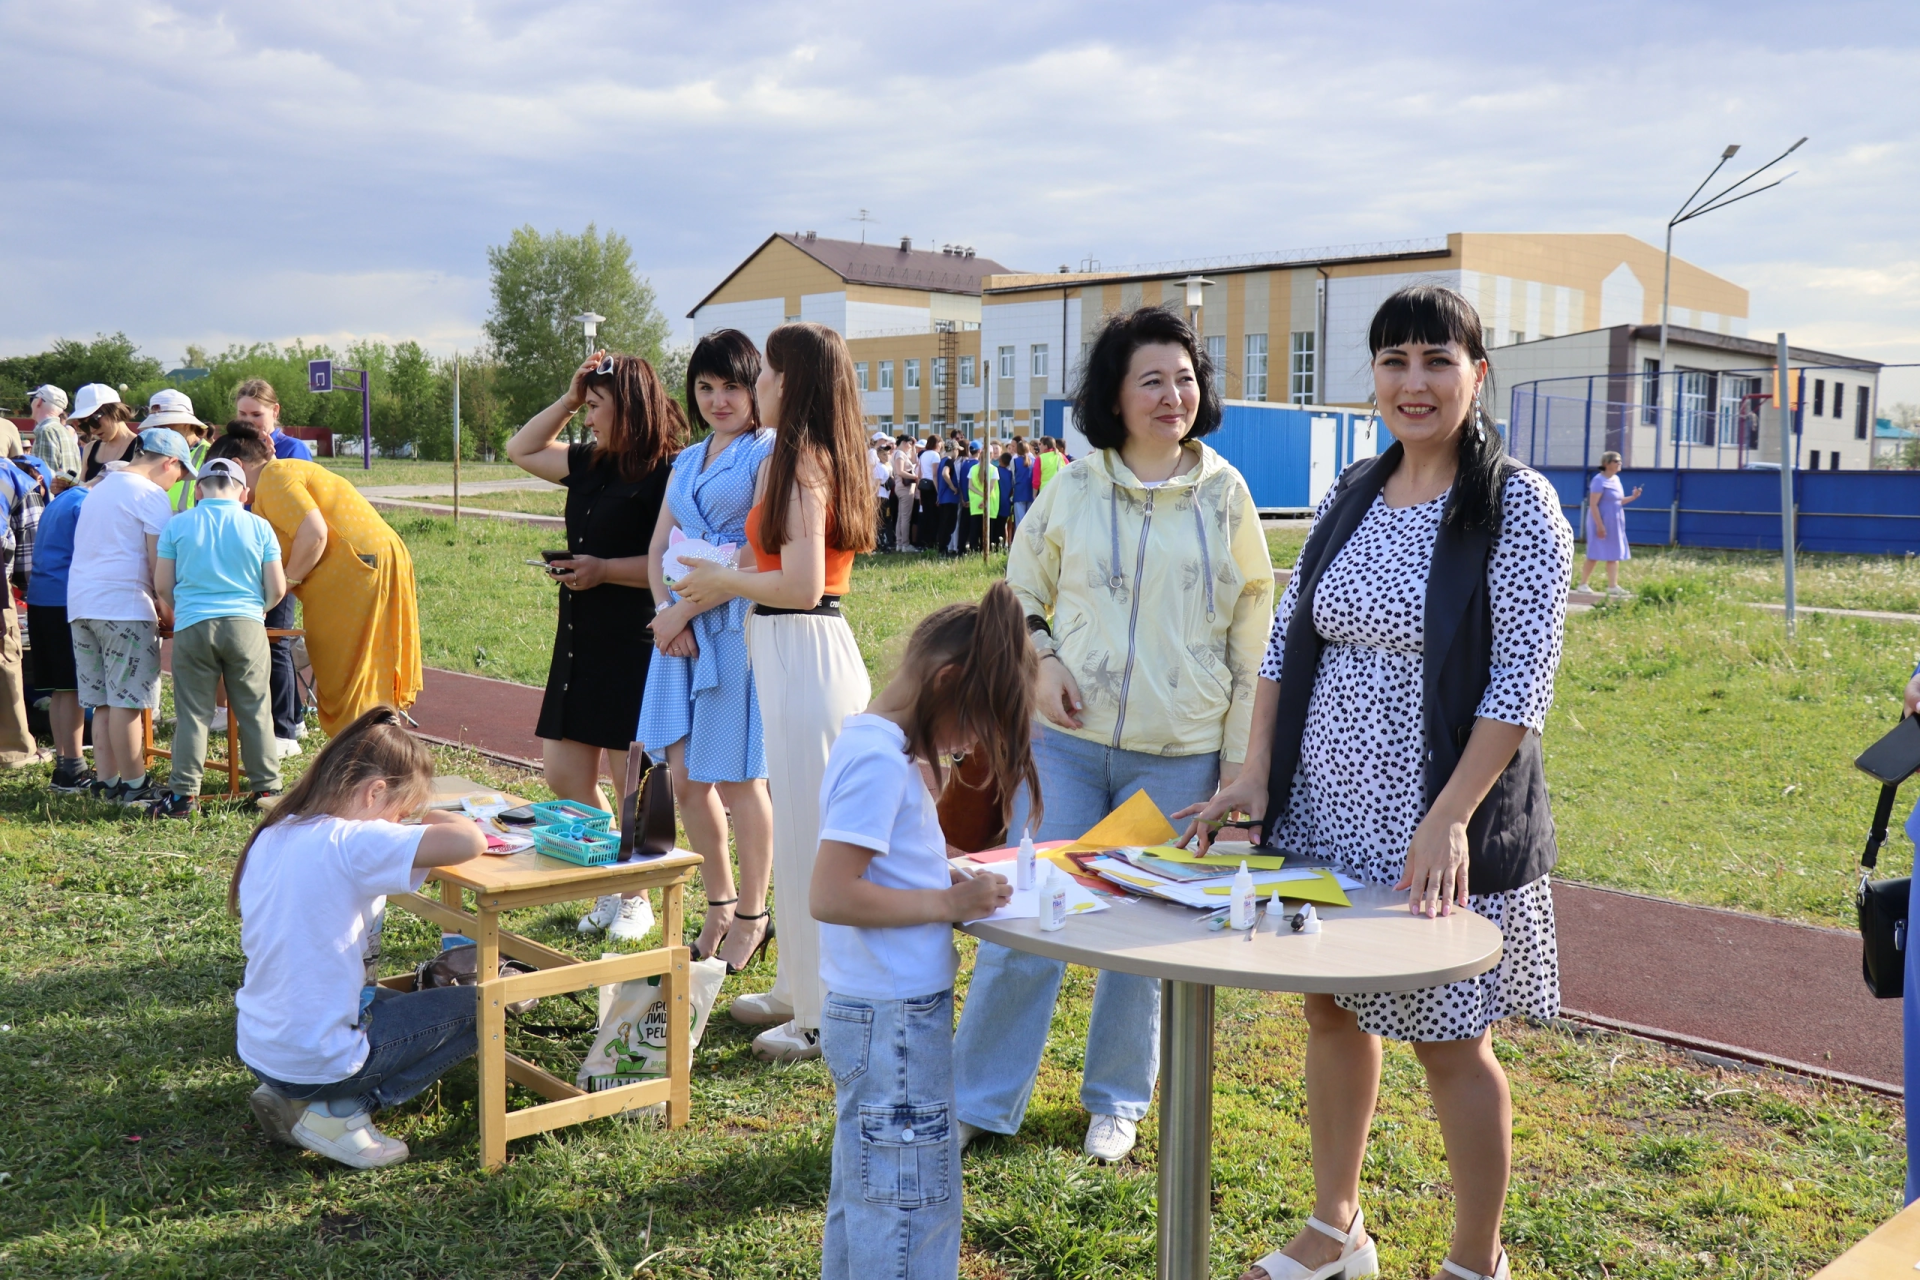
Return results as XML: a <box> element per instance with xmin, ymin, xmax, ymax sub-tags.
<box><xmin>1655</xmin><ymin>136</ymin><xmax>1805</xmax><ymax>467</ymax></box>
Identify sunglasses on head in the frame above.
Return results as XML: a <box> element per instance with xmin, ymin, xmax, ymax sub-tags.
<box><xmin>593</xmin><ymin>356</ymin><xmax>615</xmax><ymax>376</ymax></box>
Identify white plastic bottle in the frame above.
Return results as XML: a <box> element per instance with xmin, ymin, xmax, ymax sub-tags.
<box><xmin>1041</xmin><ymin>863</ymin><xmax>1068</xmax><ymax>931</ymax></box>
<box><xmin>1016</xmin><ymin>827</ymin><xmax>1036</xmax><ymax>892</ymax></box>
<box><xmin>1229</xmin><ymin>861</ymin><xmax>1256</xmax><ymax>930</ymax></box>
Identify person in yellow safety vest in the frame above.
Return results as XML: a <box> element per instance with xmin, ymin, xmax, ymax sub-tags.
<box><xmin>966</xmin><ymin>443</ymin><xmax>1000</xmax><ymax>554</ymax></box>
<box><xmin>139</xmin><ymin>389</ymin><xmax>213</xmax><ymax>512</ymax></box>
<box><xmin>1035</xmin><ymin>436</ymin><xmax>1064</xmax><ymax>493</ymax></box>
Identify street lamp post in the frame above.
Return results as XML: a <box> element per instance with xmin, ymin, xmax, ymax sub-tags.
<box><xmin>1654</xmin><ymin>136</ymin><xmax>1806</xmax><ymax>468</ymax></box>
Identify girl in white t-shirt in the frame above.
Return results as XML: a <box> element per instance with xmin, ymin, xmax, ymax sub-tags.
<box><xmin>232</xmin><ymin>706</ymin><xmax>486</xmax><ymax>1169</ymax></box>
<box><xmin>809</xmin><ymin>582</ymin><xmax>1036</xmax><ymax>1280</ymax></box>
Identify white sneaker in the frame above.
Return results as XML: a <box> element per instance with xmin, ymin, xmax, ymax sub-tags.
<box><xmin>294</xmin><ymin>722</ymin><xmax>309</xmax><ymax>741</ymax></box>
<box><xmin>1606</xmin><ymin>585</ymin><xmax>1632</xmax><ymax>598</ymax></box>
<box><xmin>273</xmin><ymin>736</ymin><xmax>303</xmax><ymax>759</ymax></box>
<box><xmin>607</xmin><ymin>894</ymin><xmax>655</xmax><ymax>943</ymax></box>
<box><xmin>751</xmin><ymin>1020</ymin><xmax>821</xmax><ymax>1062</ymax></box>
<box><xmin>290</xmin><ymin>1105</ymin><xmax>409</xmax><ymax>1169</ymax></box>
<box><xmin>728</xmin><ymin>991</ymin><xmax>795</xmax><ymax>1027</ymax></box>
<box><xmin>1247</xmin><ymin>1207</ymin><xmax>1378</xmax><ymax>1280</ymax></box>
<box><xmin>1083</xmin><ymin>1113</ymin><xmax>1138</xmax><ymax>1162</ymax></box>
<box><xmin>578</xmin><ymin>894</ymin><xmax>622</xmax><ymax>934</ymax></box>
<box><xmin>249</xmin><ymin>1085</ymin><xmax>305</xmax><ymax>1146</ymax></box>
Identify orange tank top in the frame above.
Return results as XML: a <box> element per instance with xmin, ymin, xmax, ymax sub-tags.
<box><xmin>747</xmin><ymin>500</ymin><xmax>854</xmax><ymax>597</ymax></box>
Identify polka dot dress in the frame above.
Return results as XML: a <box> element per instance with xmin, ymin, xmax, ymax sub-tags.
<box><xmin>1263</xmin><ymin>468</ymin><xmax>1574</xmax><ymax>1042</ymax></box>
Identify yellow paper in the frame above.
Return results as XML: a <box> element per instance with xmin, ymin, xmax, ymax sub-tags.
<box><xmin>1060</xmin><ymin>790</ymin><xmax>1176</xmax><ymax>853</ymax></box>
<box><xmin>1200</xmin><ymin>870</ymin><xmax>1351</xmax><ymax>908</ymax></box>
<box><xmin>1145</xmin><ymin>844</ymin><xmax>1288</xmax><ymax>871</ymax></box>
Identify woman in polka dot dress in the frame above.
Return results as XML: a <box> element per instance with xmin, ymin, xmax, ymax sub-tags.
<box><xmin>1181</xmin><ymin>286</ymin><xmax>1573</xmax><ymax>1280</ymax></box>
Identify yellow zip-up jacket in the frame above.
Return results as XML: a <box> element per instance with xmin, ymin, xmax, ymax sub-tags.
<box><xmin>1008</xmin><ymin>443</ymin><xmax>1274</xmax><ymax>764</ymax></box>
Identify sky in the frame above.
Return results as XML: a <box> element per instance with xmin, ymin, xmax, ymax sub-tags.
<box><xmin>5</xmin><ymin>0</ymin><xmax>1920</xmax><ymax>402</ymax></box>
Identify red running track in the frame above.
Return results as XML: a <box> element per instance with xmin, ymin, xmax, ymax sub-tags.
<box><xmin>403</xmin><ymin>666</ymin><xmax>1902</xmax><ymax>1092</ymax></box>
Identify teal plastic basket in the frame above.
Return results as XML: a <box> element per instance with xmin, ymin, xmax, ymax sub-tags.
<box><xmin>531</xmin><ymin>824</ymin><xmax>621</xmax><ymax>866</ymax></box>
<box><xmin>529</xmin><ymin>799</ymin><xmax>611</xmax><ymax>833</ymax></box>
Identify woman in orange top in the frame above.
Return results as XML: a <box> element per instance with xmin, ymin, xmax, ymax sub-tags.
<box><xmin>204</xmin><ymin>426</ymin><xmax>423</xmax><ymax>736</ymax></box>
<box><xmin>674</xmin><ymin>322</ymin><xmax>875</xmax><ymax>1063</ymax></box>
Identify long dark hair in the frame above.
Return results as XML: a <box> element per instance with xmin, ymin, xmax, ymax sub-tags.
<box><xmin>900</xmin><ymin>581</ymin><xmax>1041</xmax><ymax>827</ymax></box>
<box><xmin>759</xmin><ymin>323</ymin><xmax>876</xmax><ymax>554</ymax></box>
<box><xmin>684</xmin><ymin>329</ymin><xmax>762</xmax><ymax>434</ymax></box>
<box><xmin>1367</xmin><ymin>284</ymin><xmax>1507</xmax><ymax>532</ymax></box>
<box><xmin>206</xmin><ymin>420</ymin><xmax>274</xmax><ymax>467</ymax></box>
<box><xmin>1073</xmin><ymin>305</ymin><xmax>1223</xmax><ymax>451</ymax></box>
<box><xmin>581</xmin><ymin>354</ymin><xmax>685</xmax><ymax>482</ymax></box>
<box><xmin>228</xmin><ymin>706</ymin><xmax>435</xmax><ymax>916</ymax></box>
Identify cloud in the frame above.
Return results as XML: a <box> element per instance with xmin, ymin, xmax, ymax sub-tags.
<box><xmin>3</xmin><ymin>0</ymin><xmax>1918</xmax><ymax>407</ymax></box>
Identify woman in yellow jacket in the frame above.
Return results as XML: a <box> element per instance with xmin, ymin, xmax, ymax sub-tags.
<box><xmin>950</xmin><ymin>306</ymin><xmax>1273</xmax><ymax>1162</ymax></box>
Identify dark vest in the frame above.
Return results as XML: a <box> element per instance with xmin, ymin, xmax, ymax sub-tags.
<box><xmin>1262</xmin><ymin>444</ymin><xmax>1557</xmax><ymax>895</ymax></box>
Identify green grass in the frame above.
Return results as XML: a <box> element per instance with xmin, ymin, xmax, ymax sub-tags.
<box><xmin>317</xmin><ymin>459</ymin><xmax>529</xmax><ymax>489</ymax></box>
<box><xmin>384</xmin><ymin>488</ymin><xmax>567</xmax><ymax>516</ymax></box>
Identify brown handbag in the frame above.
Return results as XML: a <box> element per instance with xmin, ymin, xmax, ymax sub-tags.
<box><xmin>620</xmin><ymin>744</ymin><xmax>677</xmax><ymax>861</ymax></box>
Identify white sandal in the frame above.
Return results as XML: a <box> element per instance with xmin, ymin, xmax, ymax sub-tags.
<box><xmin>1247</xmin><ymin>1207</ymin><xmax>1378</xmax><ymax>1280</ymax></box>
<box><xmin>1440</xmin><ymin>1251</ymin><xmax>1509</xmax><ymax>1280</ymax></box>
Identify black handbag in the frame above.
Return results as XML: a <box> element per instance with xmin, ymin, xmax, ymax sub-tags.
<box><xmin>1855</xmin><ymin>715</ymin><xmax>1920</xmax><ymax>998</ymax></box>
<box><xmin>619</xmin><ymin>744</ymin><xmax>677</xmax><ymax>861</ymax></box>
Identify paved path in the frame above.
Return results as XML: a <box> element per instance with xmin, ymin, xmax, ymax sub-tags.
<box><xmin>400</xmin><ymin>663</ymin><xmax>1902</xmax><ymax>1091</ymax></box>
<box><xmin>1749</xmin><ymin>602</ymin><xmax>1920</xmax><ymax>626</ymax></box>
<box><xmin>358</xmin><ymin>478</ymin><xmax>559</xmax><ymax>498</ymax></box>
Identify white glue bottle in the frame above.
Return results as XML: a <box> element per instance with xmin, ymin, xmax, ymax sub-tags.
<box><xmin>1041</xmin><ymin>863</ymin><xmax>1069</xmax><ymax>931</ymax></box>
<box><xmin>1229</xmin><ymin>861</ymin><xmax>1256</xmax><ymax>930</ymax></box>
<box><xmin>1016</xmin><ymin>827</ymin><xmax>1036</xmax><ymax>892</ymax></box>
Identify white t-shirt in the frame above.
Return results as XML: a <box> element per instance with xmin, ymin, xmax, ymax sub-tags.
<box><xmin>816</xmin><ymin>714</ymin><xmax>959</xmax><ymax>1001</ymax></box>
<box><xmin>235</xmin><ymin>815</ymin><xmax>428</xmax><ymax>1084</ymax></box>
<box><xmin>872</xmin><ymin>460</ymin><xmax>892</xmax><ymax>494</ymax></box>
<box><xmin>919</xmin><ymin>448</ymin><xmax>940</xmax><ymax>482</ymax></box>
<box><xmin>65</xmin><ymin>470</ymin><xmax>174</xmax><ymax>622</ymax></box>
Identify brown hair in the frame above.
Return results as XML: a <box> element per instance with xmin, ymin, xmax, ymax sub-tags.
<box><xmin>758</xmin><ymin>323</ymin><xmax>876</xmax><ymax>554</ymax></box>
<box><xmin>205</xmin><ymin>420</ymin><xmax>274</xmax><ymax>467</ymax></box>
<box><xmin>900</xmin><ymin>581</ymin><xmax>1041</xmax><ymax>827</ymax></box>
<box><xmin>581</xmin><ymin>354</ymin><xmax>684</xmax><ymax>482</ymax></box>
<box><xmin>233</xmin><ymin>377</ymin><xmax>280</xmax><ymax>409</ymax></box>
<box><xmin>74</xmin><ymin>401</ymin><xmax>137</xmax><ymax>430</ymax></box>
<box><xmin>228</xmin><ymin>706</ymin><xmax>435</xmax><ymax>916</ymax></box>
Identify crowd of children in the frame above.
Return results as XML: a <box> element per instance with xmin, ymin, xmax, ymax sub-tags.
<box><xmin>870</xmin><ymin>431</ymin><xmax>1070</xmax><ymax>555</ymax></box>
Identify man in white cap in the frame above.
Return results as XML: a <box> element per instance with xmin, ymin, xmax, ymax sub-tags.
<box><xmin>141</xmin><ymin>389</ymin><xmax>210</xmax><ymax>512</ymax></box>
<box><xmin>28</xmin><ymin>386</ymin><xmax>77</xmax><ymax>478</ymax></box>
<box><xmin>65</xmin><ymin>427</ymin><xmax>197</xmax><ymax>805</ymax></box>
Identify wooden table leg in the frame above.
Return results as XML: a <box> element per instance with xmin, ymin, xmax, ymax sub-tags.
<box><xmin>1157</xmin><ymin>979</ymin><xmax>1214</xmax><ymax>1280</ymax></box>
<box><xmin>475</xmin><ymin>906</ymin><xmax>507</xmax><ymax>1169</ymax></box>
<box><xmin>662</xmin><ymin>881</ymin><xmax>684</xmax><ymax>950</ymax></box>
<box><xmin>665</xmin><ymin>945</ymin><xmax>691</xmax><ymax>1129</ymax></box>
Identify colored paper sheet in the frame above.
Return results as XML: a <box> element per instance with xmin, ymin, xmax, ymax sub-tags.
<box><xmin>1198</xmin><ymin>869</ymin><xmax>1351</xmax><ymax>908</ymax></box>
<box><xmin>1143</xmin><ymin>844</ymin><xmax>1289</xmax><ymax>870</ymax></box>
<box><xmin>1060</xmin><ymin>789</ymin><xmax>1177</xmax><ymax>853</ymax></box>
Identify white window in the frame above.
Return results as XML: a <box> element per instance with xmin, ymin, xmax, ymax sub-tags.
<box><xmin>1244</xmin><ymin>333</ymin><xmax>1268</xmax><ymax>401</ymax></box>
<box><xmin>879</xmin><ymin>361</ymin><xmax>894</xmax><ymax>391</ymax></box>
<box><xmin>999</xmin><ymin>410</ymin><xmax>1014</xmax><ymax>431</ymax></box>
<box><xmin>1031</xmin><ymin>344</ymin><xmax>1049</xmax><ymax>378</ymax></box>
<box><xmin>959</xmin><ymin>355</ymin><xmax>976</xmax><ymax>387</ymax></box>
<box><xmin>1204</xmin><ymin>335</ymin><xmax>1226</xmax><ymax>396</ymax></box>
<box><xmin>1833</xmin><ymin>382</ymin><xmax>1845</xmax><ymax>419</ymax></box>
<box><xmin>997</xmin><ymin>345</ymin><xmax>1015</xmax><ymax>378</ymax></box>
<box><xmin>1510</xmin><ymin>330</ymin><xmax>1525</xmax><ymax>346</ymax></box>
<box><xmin>905</xmin><ymin>414</ymin><xmax>920</xmax><ymax>426</ymax></box>
<box><xmin>879</xmin><ymin>414</ymin><xmax>893</xmax><ymax>427</ymax></box>
<box><xmin>933</xmin><ymin>357</ymin><xmax>948</xmax><ymax>387</ymax></box>
<box><xmin>854</xmin><ymin>361</ymin><xmax>869</xmax><ymax>392</ymax></box>
<box><xmin>961</xmin><ymin>413</ymin><xmax>977</xmax><ymax>427</ymax></box>
<box><xmin>1289</xmin><ymin>331</ymin><xmax>1315</xmax><ymax>405</ymax></box>
<box><xmin>906</xmin><ymin>359</ymin><xmax>921</xmax><ymax>390</ymax></box>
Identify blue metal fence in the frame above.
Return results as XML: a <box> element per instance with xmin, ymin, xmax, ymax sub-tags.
<box><xmin>1538</xmin><ymin>466</ymin><xmax>1920</xmax><ymax>555</ymax></box>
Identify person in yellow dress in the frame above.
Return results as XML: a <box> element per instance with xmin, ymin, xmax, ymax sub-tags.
<box><xmin>203</xmin><ymin>424</ymin><xmax>422</xmax><ymax>735</ymax></box>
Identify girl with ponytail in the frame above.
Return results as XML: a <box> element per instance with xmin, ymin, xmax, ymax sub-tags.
<box><xmin>806</xmin><ymin>581</ymin><xmax>1034</xmax><ymax>1280</ymax></box>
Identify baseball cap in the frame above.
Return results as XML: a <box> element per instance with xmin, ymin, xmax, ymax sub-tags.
<box><xmin>870</xmin><ymin>430</ymin><xmax>889</xmax><ymax>442</ymax></box>
<box><xmin>141</xmin><ymin>387</ymin><xmax>204</xmax><ymax>430</ymax></box>
<box><xmin>70</xmin><ymin>383</ymin><xmax>121</xmax><ymax>420</ymax></box>
<box><xmin>29</xmin><ymin>384</ymin><xmax>68</xmax><ymax>413</ymax></box>
<box><xmin>137</xmin><ymin>428</ymin><xmax>199</xmax><ymax>476</ymax></box>
<box><xmin>199</xmin><ymin>458</ymin><xmax>246</xmax><ymax>485</ymax></box>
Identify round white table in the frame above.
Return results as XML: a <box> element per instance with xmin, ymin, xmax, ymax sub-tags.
<box><xmin>963</xmin><ymin>882</ymin><xmax>1505</xmax><ymax>1280</ymax></box>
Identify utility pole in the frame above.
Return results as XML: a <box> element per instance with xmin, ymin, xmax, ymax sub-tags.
<box><xmin>1777</xmin><ymin>332</ymin><xmax>1795</xmax><ymax>638</ymax></box>
<box><xmin>452</xmin><ymin>350</ymin><xmax>461</xmax><ymax>527</ymax></box>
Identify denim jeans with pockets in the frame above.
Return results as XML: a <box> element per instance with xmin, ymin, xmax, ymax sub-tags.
<box><xmin>248</xmin><ymin>985</ymin><xmax>477</xmax><ymax>1114</ymax></box>
<box><xmin>820</xmin><ymin>989</ymin><xmax>960</xmax><ymax>1280</ymax></box>
<box><xmin>952</xmin><ymin>725</ymin><xmax>1219</xmax><ymax>1133</ymax></box>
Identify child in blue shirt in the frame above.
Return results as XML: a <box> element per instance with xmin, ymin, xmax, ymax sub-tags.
<box><xmin>29</xmin><ymin>479</ymin><xmax>88</xmax><ymax>791</ymax></box>
<box><xmin>809</xmin><ymin>583</ymin><xmax>1034</xmax><ymax>1280</ymax></box>
<box><xmin>147</xmin><ymin>458</ymin><xmax>287</xmax><ymax>816</ymax></box>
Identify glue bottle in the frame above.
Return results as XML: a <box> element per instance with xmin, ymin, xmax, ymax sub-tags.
<box><xmin>1268</xmin><ymin>889</ymin><xmax>1286</xmax><ymax>932</ymax></box>
<box><xmin>1016</xmin><ymin>827</ymin><xmax>1036</xmax><ymax>892</ymax></box>
<box><xmin>1229</xmin><ymin>860</ymin><xmax>1256</xmax><ymax>930</ymax></box>
<box><xmin>1041</xmin><ymin>863</ymin><xmax>1068</xmax><ymax>931</ymax></box>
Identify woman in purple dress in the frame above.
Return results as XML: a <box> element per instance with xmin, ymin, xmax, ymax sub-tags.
<box><xmin>1578</xmin><ymin>450</ymin><xmax>1641</xmax><ymax>596</ymax></box>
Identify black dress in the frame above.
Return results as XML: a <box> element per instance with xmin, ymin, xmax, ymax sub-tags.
<box><xmin>535</xmin><ymin>443</ymin><xmax>672</xmax><ymax>751</ymax></box>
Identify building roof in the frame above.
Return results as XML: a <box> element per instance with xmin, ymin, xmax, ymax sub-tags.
<box><xmin>691</xmin><ymin>233</ymin><xmax>1016</xmax><ymax>315</ymax></box>
<box><xmin>1624</xmin><ymin>325</ymin><xmax>1881</xmax><ymax>370</ymax></box>
<box><xmin>983</xmin><ymin>238</ymin><xmax>1455</xmax><ymax>295</ymax></box>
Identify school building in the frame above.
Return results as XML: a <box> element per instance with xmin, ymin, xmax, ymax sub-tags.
<box><xmin>687</xmin><ymin>232</ymin><xmax>1013</xmax><ymax>435</ymax></box>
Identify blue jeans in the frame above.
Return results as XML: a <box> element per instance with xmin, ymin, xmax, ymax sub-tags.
<box><xmin>820</xmin><ymin>989</ymin><xmax>960</xmax><ymax>1280</ymax></box>
<box><xmin>952</xmin><ymin>726</ymin><xmax>1220</xmax><ymax>1133</ymax></box>
<box><xmin>248</xmin><ymin>985</ymin><xmax>477</xmax><ymax>1114</ymax></box>
<box><xmin>1907</xmin><ymin>860</ymin><xmax>1920</xmax><ymax>1203</ymax></box>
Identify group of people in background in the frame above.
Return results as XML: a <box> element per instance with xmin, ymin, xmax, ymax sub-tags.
<box><xmin>870</xmin><ymin>430</ymin><xmax>1069</xmax><ymax>555</ymax></box>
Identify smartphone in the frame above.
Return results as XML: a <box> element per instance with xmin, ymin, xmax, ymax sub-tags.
<box><xmin>540</xmin><ymin>549</ymin><xmax>572</xmax><ymax>562</ymax></box>
<box><xmin>1857</xmin><ymin>715</ymin><xmax>1920</xmax><ymax>786</ymax></box>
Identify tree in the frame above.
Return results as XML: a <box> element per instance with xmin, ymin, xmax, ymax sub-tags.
<box><xmin>0</xmin><ymin>333</ymin><xmax>164</xmax><ymax>407</ymax></box>
<box><xmin>483</xmin><ymin>224</ymin><xmax>672</xmax><ymax>428</ymax></box>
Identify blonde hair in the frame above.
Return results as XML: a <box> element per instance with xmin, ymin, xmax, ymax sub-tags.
<box><xmin>233</xmin><ymin>377</ymin><xmax>280</xmax><ymax>409</ymax></box>
<box><xmin>1599</xmin><ymin>451</ymin><xmax>1622</xmax><ymax>467</ymax></box>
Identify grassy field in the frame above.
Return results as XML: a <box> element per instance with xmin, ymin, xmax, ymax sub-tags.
<box><xmin>318</xmin><ymin>459</ymin><xmax>530</xmax><ymax>488</ymax></box>
<box><xmin>0</xmin><ymin>742</ymin><xmax>1900</xmax><ymax>1277</ymax></box>
<box><xmin>386</xmin><ymin>489</ymin><xmax>568</xmax><ymax>516</ymax></box>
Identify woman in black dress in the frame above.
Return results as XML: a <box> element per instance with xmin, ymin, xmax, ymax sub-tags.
<box><xmin>507</xmin><ymin>351</ymin><xmax>682</xmax><ymax>812</ymax></box>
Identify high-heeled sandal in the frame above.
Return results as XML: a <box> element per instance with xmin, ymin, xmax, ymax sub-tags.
<box><xmin>1439</xmin><ymin>1252</ymin><xmax>1507</xmax><ymax>1280</ymax></box>
<box><xmin>718</xmin><ymin>910</ymin><xmax>775</xmax><ymax>976</ymax></box>
<box><xmin>1245</xmin><ymin>1207</ymin><xmax>1377</xmax><ymax>1280</ymax></box>
<box><xmin>688</xmin><ymin>897</ymin><xmax>738</xmax><ymax>962</ymax></box>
